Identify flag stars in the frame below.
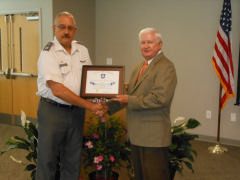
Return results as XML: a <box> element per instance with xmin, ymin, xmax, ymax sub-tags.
<box><xmin>219</xmin><ymin>0</ymin><xmax>232</xmax><ymax>34</ymax></box>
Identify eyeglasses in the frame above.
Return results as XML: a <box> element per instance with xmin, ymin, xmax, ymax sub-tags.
<box><xmin>56</xmin><ymin>25</ymin><xmax>76</xmax><ymax>31</ymax></box>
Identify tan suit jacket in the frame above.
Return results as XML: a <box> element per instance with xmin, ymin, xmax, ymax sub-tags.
<box><xmin>109</xmin><ymin>52</ymin><xmax>177</xmax><ymax>147</ymax></box>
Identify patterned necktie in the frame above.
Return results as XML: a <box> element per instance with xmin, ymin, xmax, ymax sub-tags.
<box><xmin>137</xmin><ymin>61</ymin><xmax>148</xmax><ymax>82</ymax></box>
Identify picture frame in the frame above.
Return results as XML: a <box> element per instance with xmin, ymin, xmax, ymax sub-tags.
<box><xmin>80</xmin><ymin>65</ymin><xmax>124</xmax><ymax>98</ymax></box>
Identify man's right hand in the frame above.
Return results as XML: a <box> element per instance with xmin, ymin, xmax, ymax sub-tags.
<box><xmin>100</xmin><ymin>101</ymin><xmax>109</xmax><ymax>115</ymax></box>
<box><xmin>89</xmin><ymin>103</ymin><xmax>104</xmax><ymax>117</ymax></box>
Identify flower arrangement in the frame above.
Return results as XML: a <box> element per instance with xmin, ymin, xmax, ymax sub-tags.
<box><xmin>82</xmin><ymin>115</ymin><xmax>133</xmax><ymax>179</ymax></box>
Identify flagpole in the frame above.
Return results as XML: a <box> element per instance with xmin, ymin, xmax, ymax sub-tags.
<box><xmin>208</xmin><ymin>83</ymin><xmax>228</xmax><ymax>154</ymax></box>
<box><xmin>217</xmin><ymin>83</ymin><xmax>222</xmax><ymax>142</ymax></box>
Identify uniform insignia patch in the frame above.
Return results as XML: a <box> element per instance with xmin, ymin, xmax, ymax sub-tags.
<box><xmin>43</xmin><ymin>42</ymin><xmax>53</xmax><ymax>51</ymax></box>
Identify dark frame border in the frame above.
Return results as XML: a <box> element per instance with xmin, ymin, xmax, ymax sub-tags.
<box><xmin>80</xmin><ymin>65</ymin><xmax>124</xmax><ymax>98</ymax></box>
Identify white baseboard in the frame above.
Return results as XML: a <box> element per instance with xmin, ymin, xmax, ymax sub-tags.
<box><xmin>197</xmin><ymin>134</ymin><xmax>240</xmax><ymax>147</ymax></box>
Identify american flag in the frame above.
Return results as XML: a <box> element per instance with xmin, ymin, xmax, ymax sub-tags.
<box><xmin>212</xmin><ymin>0</ymin><xmax>234</xmax><ymax>109</ymax></box>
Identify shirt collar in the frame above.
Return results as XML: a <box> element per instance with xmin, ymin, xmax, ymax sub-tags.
<box><xmin>53</xmin><ymin>37</ymin><xmax>78</xmax><ymax>54</ymax></box>
<box><xmin>147</xmin><ymin>50</ymin><xmax>162</xmax><ymax>65</ymax></box>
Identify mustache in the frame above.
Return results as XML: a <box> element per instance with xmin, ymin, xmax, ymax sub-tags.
<box><xmin>62</xmin><ymin>34</ymin><xmax>70</xmax><ymax>38</ymax></box>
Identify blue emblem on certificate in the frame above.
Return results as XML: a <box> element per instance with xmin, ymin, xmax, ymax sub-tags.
<box><xmin>101</xmin><ymin>74</ymin><xmax>106</xmax><ymax>79</ymax></box>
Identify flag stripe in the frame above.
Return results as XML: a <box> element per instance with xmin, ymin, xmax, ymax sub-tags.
<box><xmin>212</xmin><ymin>57</ymin><xmax>228</xmax><ymax>89</ymax></box>
<box><xmin>228</xmin><ymin>36</ymin><xmax>234</xmax><ymax>78</ymax></box>
<box><xmin>217</xmin><ymin>31</ymin><xmax>228</xmax><ymax>54</ymax></box>
<box><xmin>214</xmin><ymin>41</ymin><xmax>229</xmax><ymax>76</ymax></box>
<box><xmin>218</xmin><ymin>28</ymin><xmax>228</xmax><ymax>51</ymax></box>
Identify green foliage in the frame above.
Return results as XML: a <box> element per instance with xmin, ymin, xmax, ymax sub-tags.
<box><xmin>82</xmin><ymin>115</ymin><xmax>133</xmax><ymax>178</ymax></box>
<box><xmin>0</xmin><ymin>121</ymin><xmax>38</xmax><ymax>180</ymax></box>
<box><xmin>168</xmin><ymin>118</ymin><xmax>200</xmax><ymax>180</ymax></box>
<box><xmin>1</xmin><ymin>115</ymin><xmax>200</xmax><ymax>180</ymax></box>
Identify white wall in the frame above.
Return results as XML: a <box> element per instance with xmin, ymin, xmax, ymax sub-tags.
<box><xmin>96</xmin><ymin>0</ymin><xmax>240</xmax><ymax>143</ymax></box>
<box><xmin>0</xmin><ymin>0</ymin><xmax>53</xmax><ymax>48</ymax></box>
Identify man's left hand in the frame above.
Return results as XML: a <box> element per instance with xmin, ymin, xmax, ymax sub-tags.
<box><xmin>111</xmin><ymin>95</ymin><xmax>129</xmax><ymax>105</ymax></box>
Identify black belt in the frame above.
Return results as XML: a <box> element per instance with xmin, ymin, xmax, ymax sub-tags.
<box><xmin>40</xmin><ymin>97</ymin><xmax>76</xmax><ymax>110</ymax></box>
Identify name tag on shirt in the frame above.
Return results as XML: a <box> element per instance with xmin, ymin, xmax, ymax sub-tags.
<box><xmin>59</xmin><ymin>63</ymin><xmax>68</xmax><ymax>67</ymax></box>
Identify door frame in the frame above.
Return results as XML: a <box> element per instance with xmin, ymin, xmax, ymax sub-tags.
<box><xmin>0</xmin><ymin>9</ymin><xmax>42</xmax><ymax>126</ymax></box>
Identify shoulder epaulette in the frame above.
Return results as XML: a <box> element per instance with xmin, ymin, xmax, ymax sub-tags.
<box><xmin>43</xmin><ymin>42</ymin><xmax>53</xmax><ymax>51</ymax></box>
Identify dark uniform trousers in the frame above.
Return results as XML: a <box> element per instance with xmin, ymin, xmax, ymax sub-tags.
<box><xmin>36</xmin><ymin>98</ymin><xmax>85</xmax><ymax>180</ymax></box>
<box><xmin>131</xmin><ymin>144</ymin><xmax>170</xmax><ymax>180</ymax></box>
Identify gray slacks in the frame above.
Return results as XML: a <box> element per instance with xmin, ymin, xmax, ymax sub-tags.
<box><xmin>36</xmin><ymin>100</ymin><xmax>85</xmax><ymax>180</ymax></box>
<box><xmin>131</xmin><ymin>144</ymin><xmax>170</xmax><ymax>180</ymax></box>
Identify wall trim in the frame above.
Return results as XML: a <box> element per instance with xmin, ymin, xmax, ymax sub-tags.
<box><xmin>0</xmin><ymin>113</ymin><xmax>12</xmax><ymax>125</ymax></box>
<box><xmin>1</xmin><ymin>112</ymin><xmax>240</xmax><ymax>146</ymax></box>
<box><xmin>0</xmin><ymin>113</ymin><xmax>37</xmax><ymax>126</ymax></box>
<box><xmin>198</xmin><ymin>134</ymin><xmax>240</xmax><ymax>147</ymax></box>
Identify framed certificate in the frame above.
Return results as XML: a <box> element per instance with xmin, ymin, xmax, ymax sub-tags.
<box><xmin>80</xmin><ymin>65</ymin><xmax>124</xmax><ymax>98</ymax></box>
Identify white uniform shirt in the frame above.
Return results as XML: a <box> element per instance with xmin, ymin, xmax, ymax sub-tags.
<box><xmin>36</xmin><ymin>37</ymin><xmax>92</xmax><ymax>105</ymax></box>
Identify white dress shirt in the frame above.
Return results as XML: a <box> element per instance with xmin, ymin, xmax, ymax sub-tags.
<box><xmin>36</xmin><ymin>37</ymin><xmax>92</xmax><ymax>105</ymax></box>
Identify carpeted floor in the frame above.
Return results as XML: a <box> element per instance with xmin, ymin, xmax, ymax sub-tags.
<box><xmin>0</xmin><ymin>123</ymin><xmax>240</xmax><ymax>180</ymax></box>
<box><xmin>174</xmin><ymin>140</ymin><xmax>240</xmax><ymax>180</ymax></box>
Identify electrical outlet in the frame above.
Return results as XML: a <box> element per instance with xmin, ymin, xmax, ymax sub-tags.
<box><xmin>106</xmin><ymin>57</ymin><xmax>112</xmax><ymax>65</ymax></box>
<box><xmin>206</xmin><ymin>110</ymin><xmax>211</xmax><ymax>119</ymax></box>
<box><xmin>230</xmin><ymin>113</ymin><xmax>236</xmax><ymax>122</ymax></box>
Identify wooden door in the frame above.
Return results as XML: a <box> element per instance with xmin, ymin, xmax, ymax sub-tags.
<box><xmin>0</xmin><ymin>12</ymin><xmax>40</xmax><ymax>125</ymax></box>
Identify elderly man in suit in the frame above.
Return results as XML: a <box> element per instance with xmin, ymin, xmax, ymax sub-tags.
<box><xmin>107</xmin><ymin>27</ymin><xmax>177</xmax><ymax>180</ymax></box>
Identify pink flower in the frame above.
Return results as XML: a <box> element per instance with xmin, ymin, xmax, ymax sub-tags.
<box><xmin>110</xmin><ymin>155</ymin><xmax>115</xmax><ymax>162</ymax></box>
<box><xmin>97</xmin><ymin>164</ymin><xmax>102</xmax><ymax>170</ymax></box>
<box><xmin>85</xmin><ymin>141</ymin><xmax>93</xmax><ymax>148</ymax></box>
<box><xmin>98</xmin><ymin>155</ymin><xmax>104</xmax><ymax>162</ymax></box>
<box><xmin>92</xmin><ymin>133</ymin><xmax>99</xmax><ymax>139</ymax></box>
<box><xmin>94</xmin><ymin>157</ymin><xmax>99</xmax><ymax>163</ymax></box>
<box><xmin>85</xmin><ymin>118</ymin><xmax>90</xmax><ymax>122</ymax></box>
<box><xmin>94</xmin><ymin>155</ymin><xmax>104</xmax><ymax>164</ymax></box>
<box><xmin>100</xmin><ymin>117</ymin><xmax>105</xmax><ymax>122</ymax></box>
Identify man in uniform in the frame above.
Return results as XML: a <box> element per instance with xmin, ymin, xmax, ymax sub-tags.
<box><xmin>36</xmin><ymin>12</ymin><xmax>103</xmax><ymax>180</ymax></box>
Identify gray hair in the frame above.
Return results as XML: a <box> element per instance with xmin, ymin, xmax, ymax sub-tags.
<box><xmin>139</xmin><ymin>27</ymin><xmax>162</xmax><ymax>43</ymax></box>
<box><xmin>54</xmin><ymin>11</ymin><xmax>76</xmax><ymax>26</ymax></box>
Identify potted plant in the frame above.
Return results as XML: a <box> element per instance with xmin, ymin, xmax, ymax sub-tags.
<box><xmin>0</xmin><ymin>111</ymin><xmax>61</xmax><ymax>180</ymax></box>
<box><xmin>168</xmin><ymin>117</ymin><xmax>200</xmax><ymax>180</ymax></box>
<box><xmin>0</xmin><ymin>111</ymin><xmax>38</xmax><ymax>180</ymax></box>
<box><xmin>82</xmin><ymin>115</ymin><xmax>133</xmax><ymax>180</ymax></box>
